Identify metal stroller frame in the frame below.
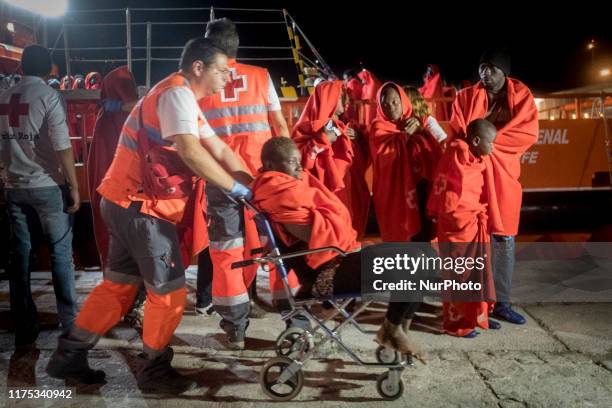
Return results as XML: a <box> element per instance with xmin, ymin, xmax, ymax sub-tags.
<box><xmin>231</xmin><ymin>200</ymin><xmax>413</xmax><ymax>401</ymax></box>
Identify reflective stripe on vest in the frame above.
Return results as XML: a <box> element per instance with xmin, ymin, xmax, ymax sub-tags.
<box><xmin>98</xmin><ymin>72</ymin><xmax>200</xmax><ymax>224</ymax></box>
<box><xmin>118</xmin><ymin>133</ymin><xmax>138</xmax><ymax>151</ymax></box>
<box><xmin>203</xmin><ymin>104</ymin><xmax>268</xmax><ymax>120</ymax></box>
<box><xmin>211</xmin><ymin>121</ymin><xmax>271</xmax><ymax>137</ymax></box>
<box><xmin>118</xmin><ymin>102</ymin><xmax>172</xmax><ymax>151</ymax></box>
<box><xmin>199</xmin><ymin>61</ymin><xmax>272</xmax><ymax>139</ymax></box>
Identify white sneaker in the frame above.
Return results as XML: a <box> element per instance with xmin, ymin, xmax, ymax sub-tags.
<box><xmin>195</xmin><ymin>305</ymin><xmax>215</xmax><ymax>316</ymax></box>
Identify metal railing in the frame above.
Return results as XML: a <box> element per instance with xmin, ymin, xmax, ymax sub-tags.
<box><xmin>48</xmin><ymin>7</ymin><xmax>326</xmax><ymax>90</ymax></box>
<box><xmin>534</xmin><ymin>92</ymin><xmax>612</xmax><ymax>120</ymax></box>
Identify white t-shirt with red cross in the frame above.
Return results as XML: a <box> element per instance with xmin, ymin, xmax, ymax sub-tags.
<box><xmin>0</xmin><ymin>76</ymin><xmax>71</xmax><ymax>189</ymax></box>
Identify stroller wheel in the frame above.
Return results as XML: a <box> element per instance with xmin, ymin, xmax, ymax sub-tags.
<box><xmin>375</xmin><ymin>345</ymin><xmax>400</xmax><ymax>365</ymax></box>
<box><xmin>260</xmin><ymin>356</ymin><xmax>304</xmax><ymax>401</ymax></box>
<box><xmin>275</xmin><ymin>327</ymin><xmax>311</xmax><ymax>357</ymax></box>
<box><xmin>376</xmin><ymin>371</ymin><xmax>404</xmax><ymax>400</ymax></box>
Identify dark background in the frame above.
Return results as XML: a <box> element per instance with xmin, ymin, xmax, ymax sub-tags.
<box><xmin>24</xmin><ymin>0</ymin><xmax>612</xmax><ymax>93</ymax></box>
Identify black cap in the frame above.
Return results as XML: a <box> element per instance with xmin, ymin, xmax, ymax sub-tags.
<box><xmin>479</xmin><ymin>49</ymin><xmax>511</xmax><ymax>76</ymax></box>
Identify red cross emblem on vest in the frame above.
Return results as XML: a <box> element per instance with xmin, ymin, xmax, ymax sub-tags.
<box><xmin>0</xmin><ymin>94</ymin><xmax>29</xmax><ymax>127</ymax></box>
<box><xmin>220</xmin><ymin>68</ymin><xmax>247</xmax><ymax>102</ymax></box>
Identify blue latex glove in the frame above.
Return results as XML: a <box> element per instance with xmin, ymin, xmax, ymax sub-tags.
<box><xmin>228</xmin><ymin>181</ymin><xmax>253</xmax><ymax>201</ymax></box>
<box><xmin>102</xmin><ymin>98</ymin><xmax>123</xmax><ymax>112</ymax></box>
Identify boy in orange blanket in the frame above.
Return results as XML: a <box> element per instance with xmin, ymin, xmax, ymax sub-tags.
<box><xmin>252</xmin><ymin>137</ymin><xmax>424</xmax><ymax>360</ymax></box>
<box><xmin>428</xmin><ymin>119</ymin><xmax>498</xmax><ymax>337</ymax></box>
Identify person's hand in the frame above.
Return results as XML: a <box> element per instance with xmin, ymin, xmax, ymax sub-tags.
<box><xmin>345</xmin><ymin>127</ymin><xmax>358</xmax><ymax>140</ymax></box>
<box><xmin>323</xmin><ymin>119</ymin><xmax>340</xmax><ymax>143</ymax></box>
<box><xmin>324</xmin><ymin>128</ymin><xmax>339</xmax><ymax>143</ymax></box>
<box><xmin>228</xmin><ymin>181</ymin><xmax>253</xmax><ymax>201</ymax></box>
<box><xmin>67</xmin><ymin>187</ymin><xmax>81</xmax><ymax>214</ymax></box>
<box><xmin>403</xmin><ymin>117</ymin><xmax>421</xmax><ymax>136</ymax></box>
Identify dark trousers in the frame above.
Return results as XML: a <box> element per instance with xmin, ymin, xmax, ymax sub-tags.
<box><xmin>492</xmin><ymin>235</ymin><xmax>515</xmax><ymax>304</ymax></box>
<box><xmin>196</xmin><ymin>247</ymin><xmax>213</xmax><ymax>308</ymax></box>
<box><xmin>5</xmin><ymin>186</ymin><xmax>78</xmax><ymax>340</ymax></box>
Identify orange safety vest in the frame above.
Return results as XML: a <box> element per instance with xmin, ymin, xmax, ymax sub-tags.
<box><xmin>98</xmin><ymin>72</ymin><xmax>204</xmax><ymax>224</ymax></box>
<box><xmin>198</xmin><ymin>59</ymin><xmax>273</xmax><ymax>174</ymax></box>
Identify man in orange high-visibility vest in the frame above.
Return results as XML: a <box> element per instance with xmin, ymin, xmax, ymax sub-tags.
<box><xmin>198</xmin><ymin>18</ymin><xmax>293</xmax><ymax>350</ymax></box>
<box><xmin>46</xmin><ymin>37</ymin><xmax>253</xmax><ymax>395</ymax></box>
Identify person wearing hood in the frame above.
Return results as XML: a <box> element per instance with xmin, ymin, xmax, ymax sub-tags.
<box><xmin>447</xmin><ymin>49</ymin><xmax>538</xmax><ymax>325</ymax></box>
<box><xmin>292</xmin><ymin>80</ymin><xmax>370</xmax><ymax>238</ymax></box>
<box><xmin>369</xmin><ymin>82</ymin><xmax>442</xmax><ymax>242</ymax></box>
<box><xmin>419</xmin><ymin>64</ymin><xmax>451</xmax><ymax>121</ymax></box>
<box><xmin>87</xmin><ymin>66</ymin><xmax>138</xmax><ymax>268</ymax></box>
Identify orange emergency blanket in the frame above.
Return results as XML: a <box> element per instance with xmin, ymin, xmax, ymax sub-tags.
<box><xmin>427</xmin><ymin>139</ymin><xmax>496</xmax><ymax>337</ymax></box>
<box><xmin>448</xmin><ymin>78</ymin><xmax>538</xmax><ymax>235</ymax></box>
<box><xmin>251</xmin><ymin>170</ymin><xmax>360</xmax><ymax>269</ymax></box>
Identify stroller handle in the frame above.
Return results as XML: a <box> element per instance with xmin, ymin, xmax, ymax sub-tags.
<box><xmin>237</xmin><ymin>197</ymin><xmax>258</xmax><ymax>212</ymax></box>
<box><xmin>230</xmin><ymin>246</ymin><xmax>351</xmax><ymax>270</ymax></box>
<box><xmin>231</xmin><ymin>259</ymin><xmax>258</xmax><ymax>269</ymax></box>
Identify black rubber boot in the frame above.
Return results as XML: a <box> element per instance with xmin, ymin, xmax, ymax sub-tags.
<box><xmin>45</xmin><ymin>333</ymin><xmax>106</xmax><ymax>384</ymax></box>
<box><xmin>136</xmin><ymin>347</ymin><xmax>197</xmax><ymax>394</ymax></box>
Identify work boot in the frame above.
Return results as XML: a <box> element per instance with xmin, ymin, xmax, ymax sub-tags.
<box><xmin>377</xmin><ymin>318</ymin><xmax>425</xmax><ymax>363</ymax></box>
<box><xmin>137</xmin><ymin>347</ymin><xmax>197</xmax><ymax>394</ymax></box>
<box><xmin>220</xmin><ymin>319</ymin><xmax>249</xmax><ymax>351</ymax></box>
<box><xmin>46</xmin><ymin>333</ymin><xmax>106</xmax><ymax>384</ymax></box>
<box><xmin>226</xmin><ymin>326</ymin><xmax>246</xmax><ymax>350</ymax></box>
<box><xmin>248</xmin><ymin>284</ymin><xmax>270</xmax><ymax>318</ymax></box>
<box><xmin>248</xmin><ymin>300</ymin><xmax>267</xmax><ymax>319</ymax></box>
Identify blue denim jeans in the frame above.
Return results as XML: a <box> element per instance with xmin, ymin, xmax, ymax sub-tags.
<box><xmin>5</xmin><ymin>186</ymin><xmax>78</xmax><ymax>337</ymax></box>
<box><xmin>492</xmin><ymin>234</ymin><xmax>516</xmax><ymax>304</ymax></box>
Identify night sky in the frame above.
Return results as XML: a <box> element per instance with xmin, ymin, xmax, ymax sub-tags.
<box><xmin>38</xmin><ymin>0</ymin><xmax>612</xmax><ymax>94</ymax></box>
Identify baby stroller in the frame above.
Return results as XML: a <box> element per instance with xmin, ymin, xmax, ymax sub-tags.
<box><xmin>231</xmin><ymin>200</ymin><xmax>414</xmax><ymax>401</ymax></box>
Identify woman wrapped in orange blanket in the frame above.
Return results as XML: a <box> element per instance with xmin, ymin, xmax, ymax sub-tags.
<box><xmin>292</xmin><ymin>80</ymin><xmax>370</xmax><ymax>238</ymax></box>
<box><xmin>369</xmin><ymin>82</ymin><xmax>442</xmax><ymax>242</ymax></box>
